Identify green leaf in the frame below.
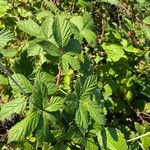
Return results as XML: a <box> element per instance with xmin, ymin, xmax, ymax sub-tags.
<box><xmin>82</xmin><ymin>99</ymin><xmax>106</xmax><ymax>125</ymax></box>
<box><xmin>0</xmin><ymin>48</ymin><xmax>18</xmax><ymax>58</ymax></box>
<box><xmin>121</xmin><ymin>39</ymin><xmax>128</xmax><ymax>47</ymax></box>
<box><xmin>77</xmin><ymin>0</ymin><xmax>91</xmax><ymax>8</ymax></box>
<box><xmin>8</xmin><ymin>111</ymin><xmax>40</xmax><ymax>142</ymax></box>
<box><xmin>36</xmin><ymin>112</ymin><xmax>54</xmax><ymax>144</ymax></box>
<box><xmin>0</xmin><ymin>97</ymin><xmax>26</xmax><ymax>120</ymax></box>
<box><xmin>135</xmin><ymin>122</ymin><xmax>145</xmax><ymax>135</ymax></box>
<box><xmin>102</xmin><ymin>44</ymin><xmax>124</xmax><ymax>62</ymax></box>
<box><xmin>81</xmin><ymin>29</ymin><xmax>97</xmax><ymax>47</ymax></box>
<box><xmin>85</xmin><ymin>138</ymin><xmax>99</xmax><ymax>150</ymax></box>
<box><xmin>141</xmin><ymin>135</ymin><xmax>150</xmax><ymax>149</ymax></box>
<box><xmin>45</xmin><ymin>97</ymin><xmax>64</xmax><ymax>112</ymax></box>
<box><xmin>65</xmin><ymin>93</ymin><xmax>78</xmax><ymax>114</ymax></box>
<box><xmin>97</xmin><ymin>128</ymin><xmax>128</xmax><ymax>150</ymax></box>
<box><xmin>143</xmin><ymin>16</ymin><xmax>150</xmax><ymax>25</ymax></box>
<box><xmin>14</xmin><ymin>50</ymin><xmax>35</xmax><ymax>77</ymax></box>
<box><xmin>64</xmin><ymin>39</ymin><xmax>81</xmax><ymax>54</ymax></box>
<box><xmin>70</xmin><ymin>12</ymin><xmax>96</xmax><ymax>47</ymax></box>
<box><xmin>83</xmin><ymin>12</ymin><xmax>95</xmax><ymax>30</ymax></box>
<box><xmin>144</xmin><ymin>102</ymin><xmax>150</xmax><ymax>113</ymax></box>
<box><xmin>61</xmin><ymin>53</ymin><xmax>80</xmax><ymax>74</ymax></box>
<box><xmin>0</xmin><ymin>29</ymin><xmax>15</xmax><ymax>49</ymax></box>
<box><xmin>0</xmin><ymin>74</ymin><xmax>8</xmax><ymax>85</ymax></box>
<box><xmin>53</xmin><ymin>144</ymin><xmax>71</xmax><ymax>150</ymax></box>
<box><xmin>17</xmin><ymin>19</ymin><xmax>42</xmax><ymax>37</ymax></box>
<box><xmin>101</xmin><ymin>0</ymin><xmax>120</xmax><ymax>5</ymax></box>
<box><xmin>80</xmin><ymin>75</ymin><xmax>97</xmax><ymax>99</ymax></box>
<box><xmin>0</xmin><ymin>0</ymin><xmax>11</xmax><ymax>17</ymax></box>
<box><xmin>9</xmin><ymin>73</ymin><xmax>33</xmax><ymax>94</ymax></box>
<box><xmin>27</xmin><ymin>42</ymin><xmax>43</xmax><ymax>56</ymax></box>
<box><xmin>47</xmin><ymin>83</ymin><xmax>58</xmax><ymax>95</ymax></box>
<box><xmin>53</xmin><ymin>15</ymin><xmax>72</xmax><ymax>48</ymax></box>
<box><xmin>75</xmin><ymin>102</ymin><xmax>89</xmax><ymax>130</ymax></box>
<box><xmin>142</xmin><ymin>25</ymin><xmax>150</xmax><ymax>39</ymax></box>
<box><xmin>70</xmin><ymin>16</ymin><xmax>84</xmax><ymax>31</ymax></box>
<box><xmin>32</xmin><ymin>81</ymin><xmax>48</xmax><ymax>109</ymax></box>
<box><xmin>103</xmin><ymin>83</ymin><xmax>113</xmax><ymax>97</ymax></box>
<box><xmin>44</xmin><ymin>0</ymin><xmax>59</xmax><ymax>14</ymax></box>
<box><xmin>42</xmin><ymin>41</ymin><xmax>61</xmax><ymax>57</ymax></box>
<box><xmin>125</xmin><ymin>45</ymin><xmax>140</xmax><ymax>53</ymax></box>
<box><xmin>35</xmin><ymin>72</ymin><xmax>58</xmax><ymax>95</ymax></box>
<box><xmin>17</xmin><ymin>7</ymin><xmax>32</xmax><ymax>18</ymax></box>
<box><xmin>41</xmin><ymin>16</ymin><xmax>54</xmax><ymax>39</ymax></box>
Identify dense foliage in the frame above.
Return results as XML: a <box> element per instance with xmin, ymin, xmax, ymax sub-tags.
<box><xmin>0</xmin><ymin>0</ymin><xmax>150</xmax><ymax>149</ymax></box>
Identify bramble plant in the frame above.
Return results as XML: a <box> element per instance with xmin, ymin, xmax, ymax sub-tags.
<box><xmin>0</xmin><ymin>0</ymin><xmax>150</xmax><ymax>149</ymax></box>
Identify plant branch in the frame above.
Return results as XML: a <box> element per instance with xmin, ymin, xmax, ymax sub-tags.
<box><xmin>71</xmin><ymin>0</ymin><xmax>76</xmax><ymax>15</ymax></box>
<box><xmin>127</xmin><ymin>132</ymin><xmax>150</xmax><ymax>142</ymax></box>
<box><xmin>56</xmin><ymin>68</ymin><xmax>62</xmax><ymax>86</ymax></box>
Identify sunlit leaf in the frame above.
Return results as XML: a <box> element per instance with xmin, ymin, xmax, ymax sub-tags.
<box><xmin>0</xmin><ymin>29</ymin><xmax>14</xmax><ymax>49</ymax></box>
<box><xmin>53</xmin><ymin>15</ymin><xmax>72</xmax><ymax>48</ymax></box>
<box><xmin>0</xmin><ymin>97</ymin><xmax>26</xmax><ymax>120</ymax></box>
<box><xmin>102</xmin><ymin>44</ymin><xmax>124</xmax><ymax>62</ymax></box>
<box><xmin>97</xmin><ymin>128</ymin><xmax>128</xmax><ymax>150</ymax></box>
<box><xmin>8</xmin><ymin>112</ymin><xmax>40</xmax><ymax>142</ymax></box>
<box><xmin>9</xmin><ymin>73</ymin><xmax>33</xmax><ymax>94</ymax></box>
<box><xmin>17</xmin><ymin>19</ymin><xmax>42</xmax><ymax>37</ymax></box>
<box><xmin>75</xmin><ymin>102</ymin><xmax>89</xmax><ymax>130</ymax></box>
<box><xmin>45</xmin><ymin>97</ymin><xmax>64</xmax><ymax>112</ymax></box>
<box><xmin>80</xmin><ymin>75</ymin><xmax>97</xmax><ymax>99</ymax></box>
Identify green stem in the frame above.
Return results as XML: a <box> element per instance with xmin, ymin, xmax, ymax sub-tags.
<box><xmin>127</xmin><ymin>132</ymin><xmax>150</xmax><ymax>142</ymax></box>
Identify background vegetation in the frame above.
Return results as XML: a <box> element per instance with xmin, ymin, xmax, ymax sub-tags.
<box><xmin>0</xmin><ymin>0</ymin><xmax>150</xmax><ymax>149</ymax></box>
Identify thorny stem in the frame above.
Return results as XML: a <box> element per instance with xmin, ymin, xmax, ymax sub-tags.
<box><xmin>56</xmin><ymin>68</ymin><xmax>61</xmax><ymax>86</ymax></box>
